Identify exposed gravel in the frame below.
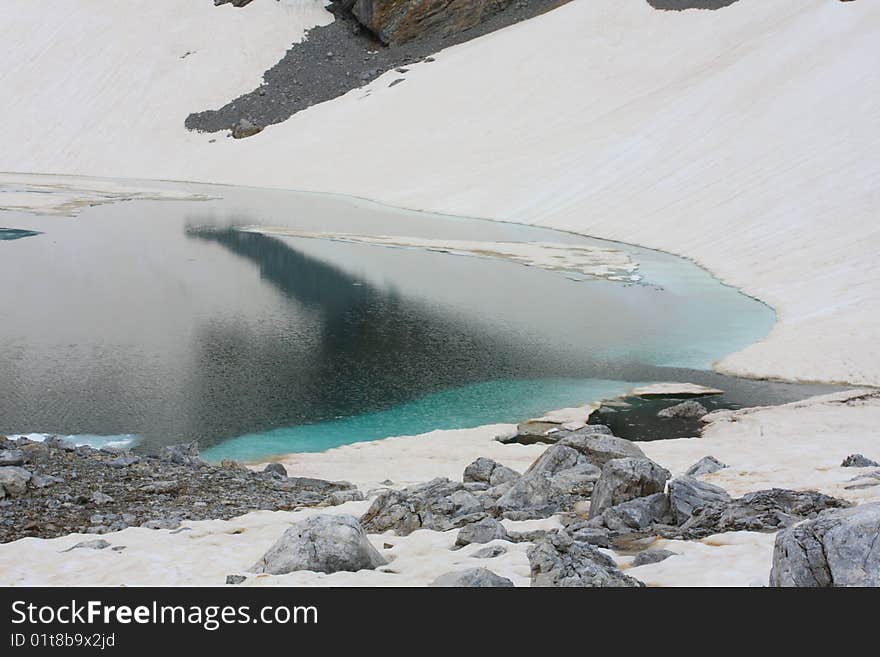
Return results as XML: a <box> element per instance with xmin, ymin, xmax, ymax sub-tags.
<box><xmin>0</xmin><ymin>435</ymin><xmax>357</xmax><ymax>543</ymax></box>
<box><xmin>185</xmin><ymin>0</ymin><xmax>570</xmax><ymax>134</ymax></box>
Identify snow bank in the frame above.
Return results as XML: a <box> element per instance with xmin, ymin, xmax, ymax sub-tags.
<box><xmin>1</xmin><ymin>0</ymin><xmax>878</xmax><ymax>385</ymax></box>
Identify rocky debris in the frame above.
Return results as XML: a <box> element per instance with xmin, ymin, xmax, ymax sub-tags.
<box><xmin>159</xmin><ymin>442</ymin><xmax>203</xmax><ymax>467</ymax></box>
<box><xmin>590</xmin><ymin>492</ymin><xmax>672</xmax><ymax>533</ymax></box>
<box><xmin>0</xmin><ymin>449</ymin><xmax>27</xmax><ymax>466</ymax></box>
<box><xmin>454</xmin><ymin>517</ymin><xmax>510</xmax><ymax>548</ymax></box>
<box><xmin>251</xmin><ymin>514</ymin><xmax>385</xmax><ymax>575</ymax></box>
<box><xmin>430</xmin><ymin>568</ymin><xmax>515</xmax><ymax>587</ymax></box>
<box><xmin>360</xmin><ymin>477</ymin><xmax>486</xmax><ymax>535</ymax></box>
<box><xmin>0</xmin><ymin>466</ymin><xmax>32</xmax><ymax>497</ymax></box>
<box><xmin>563</xmin><ymin>524</ymin><xmax>612</xmax><ymax>548</ymax></box>
<box><xmin>214</xmin><ymin>0</ymin><xmax>255</xmax><ymax>7</ymax></box>
<box><xmin>588</xmin><ymin>457</ymin><xmax>671</xmax><ymax>519</ymax></box>
<box><xmin>353</xmin><ymin>0</ymin><xmax>517</xmax><ymax>46</ymax></box>
<box><xmin>841</xmin><ymin>454</ymin><xmax>880</xmax><ymax>468</ymax></box>
<box><xmin>676</xmin><ymin>488</ymin><xmax>851</xmax><ymax>539</ymax></box>
<box><xmin>62</xmin><ymin>539</ymin><xmax>111</xmax><ymax>552</ymax></box>
<box><xmin>684</xmin><ymin>455</ymin><xmax>728</xmax><ymax>477</ymax></box>
<box><xmin>494</xmin><ymin>445</ymin><xmax>601</xmax><ymax>519</ymax></box>
<box><xmin>498</xmin><ymin>422</ymin><xmax>613</xmax><ymax>446</ymax></box>
<box><xmin>528</xmin><ymin>530</ymin><xmax>643</xmax><ymax>587</ymax></box>
<box><xmin>0</xmin><ymin>436</ymin><xmax>354</xmax><ymax>543</ymax></box>
<box><xmin>667</xmin><ymin>476</ymin><xmax>731</xmax><ymax>525</ymax></box>
<box><xmin>231</xmin><ymin>118</ymin><xmax>262</xmax><ymax>139</ymax></box>
<box><xmin>769</xmin><ymin>502</ymin><xmax>880</xmax><ymax>587</ymax></box>
<box><xmin>657</xmin><ymin>400</ymin><xmax>708</xmax><ymax>419</ymax></box>
<box><xmin>90</xmin><ymin>491</ymin><xmax>114</xmax><ymax>505</ymax></box>
<box><xmin>225</xmin><ymin>574</ymin><xmax>247</xmax><ymax>585</ymax></box>
<box><xmin>263</xmin><ymin>463</ymin><xmax>288</xmax><ymax>477</ymax></box>
<box><xmin>462</xmin><ymin>457</ymin><xmax>520</xmax><ymax>487</ymax></box>
<box><xmin>187</xmin><ymin>0</ymin><xmax>572</xmax><ymax>134</ymax></box>
<box><xmin>325</xmin><ymin>489</ymin><xmax>365</xmax><ymax>506</ymax></box>
<box><xmin>472</xmin><ymin>544</ymin><xmax>508</xmax><ymax>559</ymax></box>
<box><xmin>632</xmin><ymin>549</ymin><xmax>677</xmax><ymax>567</ymax></box>
<box><xmin>557</xmin><ymin>432</ymin><xmax>645</xmax><ymax>467</ymax></box>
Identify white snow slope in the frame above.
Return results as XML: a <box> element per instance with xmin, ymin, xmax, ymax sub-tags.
<box><xmin>2</xmin><ymin>0</ymin><xmax>878</xmax><ymax>385</ymax></box>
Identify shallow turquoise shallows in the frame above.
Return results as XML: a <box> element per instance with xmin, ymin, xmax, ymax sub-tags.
<box><xmin>1</xmin><ymin>181</ymin><xmax>776</xmax><ymax>459</ymax></box>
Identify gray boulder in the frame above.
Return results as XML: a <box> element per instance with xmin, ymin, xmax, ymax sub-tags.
<box><xmin>684</xmin><ymin>455</ymin><xmax>728</xmax><ymax>477</ymax></box>
<box><xmin>231</xmin><ymin>118</ymin><xmax>262</xmax><ymax>139</ymax></box>
<box><xmin>454</xmin><ymin>517</ymin><xmax>510</xmax><ymax>548</ymax></box>
<box><xmin>632</xmin><ymin>549</ymin><xmax>677</xmax><ymax>567</ymax></box>
<box><xmin>251</xmin><ymin>514</ymin><xmax>385</xmax><ymax>575</ymax></box>
<box><xmin>841</xmin><ymin>454</ymin><xmax>880</xmax><ymax>468</ymax></box>
<box><xmin>589</xmin><ymin>457</ymin><xmax>671</xmax><ymax>519</ymax></box>
<box><xmin>159</xmin><ymin>442</ymin><xmax>203</xmax><ymax>466</ymax></box>
<box><xmin>595</xmin><ymin>492</ymin><xmax>672</xmax><ymax>532</ymax></box>
<box><xmin>0</xmin><ymin>449</ymin><xmax>27</xmax><ymax>466</ymax></box>
<box><xmin>528</xmin><ymin>531</ymin><xmax>643</xmax><ymax>587</ymax></box>
<box><xmin>472</xmin><ymin>545</ymin><xmax>508</xmax><ymax>559</ymax></box>
<box><xmin>360</xmin><ymin>478</ymin><xmax>485</xmax><ymax>535</ymax></box>
<box><xmin>679</xmin><ymin>488</ymin><xmax>850</xmax><ymax>539</ymax></box>
<box><xmin>667</xmin><ymin>475</ymin><xmax>731</xmax><ymax>524</ymax></box>
<box><xmin>657</xmin><ymin>400</ymin><xmax>708</xmax><ymax>419</ymax></box>
<box><xmin>558</xmin><ymin>432</ymin><xmax>645</xmax><ymax>467</ymax></box>
<box><xmin>0</xmin><ymin>466</ymin><xmax>32</xmax><ymax>497</ymax></box>
<box><xmin>770</xmin><ymin>502</ymin><xmax>880</xmax><ymax>587</ymax></box>
<box><xmin>462</xmin><ymin>457</ymin><xmax>520</xmax><ymax>486</ymax></box>
<box><xmin>494</xmin><ymin>447</ymin><xmax>601</xmax><ymax>520</ymax></box>
<box><xmin>263</xmin><ymin>462</ymin><xmax>287</xmax><ymax>477</ymax></box>
<box><xmin>430</xmin><ymin>568</ymin><xmax>514</xmax><ymax>587</ymax></box>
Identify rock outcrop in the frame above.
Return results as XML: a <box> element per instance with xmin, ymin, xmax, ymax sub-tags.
<box><xmin>251</xmin><ymin>514</ymin><xmax>386</xmax><ymax>575</ymax></box>
<box><xmin>684</xmin><ymin>455</ymin><xmax>728</xmax><ymax>477</ymax></box>
<box><xmin>842</xmin><ymin>454</ymin><xmax>880</xmax><ymax>468</ymax></box>
<box><xmin>430</xmin><ymin>567</ymin><xmax>514</xmax><ymax>587</ymax></box>
<box><xmin>588</xmin><ymin>457</ymin><xmax>671</xmax><ymax>519</ymax></box>
<box><xmin>528</xmin><ymin>531</ymin><xmax>643</xmax><ymax>587</ymax></box>
<box><xmin>667</xmin><ymin>475</ymin><xmax>731</xmax><ymax>524</ymax></box>
<box><xmin>352</xmin><ymin>0</ymin><xmax>517</xmax><ymax>46</ymax></box>
<box><xmin>454</xmin><ymin>517</ymin><xmax>510</xmax><ymax>548</ymax></box>
<box><xmin>657</xmin><ymin>400</ymin><xmax>708</xmax><ymax>419</ymax></box>
<box><xmin>769</xmin><ymin>503</ymin><xmax>880</xmax><ymax>587</ymax></box>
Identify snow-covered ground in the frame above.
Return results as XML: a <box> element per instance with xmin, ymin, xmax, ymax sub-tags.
<box><xmin>2</xmin><ymin>389</ymin><xmax>878</xmax><ymax>587</ymax></box>
<box><xmin>1</xmin><ymin>0</ymin><xmax>878</xmax><ymax>586</ymax></box>
<box><xmin>2</xmin><ymin>0</ymin><xmax>878</xmax><ymax>384</ymax></box>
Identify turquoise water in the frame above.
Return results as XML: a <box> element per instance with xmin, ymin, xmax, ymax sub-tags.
<box><xmin>1</xmin><ymin>182</ymin><xmax>779</xmax><ymax>461</ymax></box>
<box><xmin>203</xmin><ymin>378</ymin><xmax>641</xmax><ymax>462</ymax></box>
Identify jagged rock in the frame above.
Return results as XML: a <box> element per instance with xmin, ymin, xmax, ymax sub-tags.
<box><xmin>679</xmin><ymin>488</ymin><xmax>851</xmax><ymax>539</ymax></box>
<box><xmin>0</xmin><ymin>466</ymin><xmax>32</xmax><ymax>497</ymax></box>
<box><xmin>770</xmin><ymin>502</ymin><xmax>880</xmax><ymax>587</ymax></box>
<box><xmin>231</xmin><ymin>118</ymin><xmax>262</xmax><ymax>139</ymax></box>
<box><xmin>215</xmin><ymin>0</ymin><xmax>255</xmax><ymax>7</ymax></box>
<box><xmin>841</xmin><ymin>454</ymin><xmax>880</xmax><ymax>468</ymax></box>
<box><xmin>558</xmin><ymin>432</ymin><xmax>645</xmax><ymax>467</ymax></box>
<box><xmin>225</xmin><ymin>575</ymin><xmax>247</xmax><ymax>585</ymax></box>
<box><xmin>684</xmin><ymin>455</ymin><xmax>728</xmax><ymax>477</ymax></box>
<box><xmin>109</xmin><ymin>455</ymin><xmax>139</xmax><ymax>468</ymax></box>
<box><xmin>594</xmin><ymin>492</ymin><xmax>672</xmax><ymax>532</ymax></box>
<box><xmin>588</xmin><ymin>457</ymin><xmax>671</xmax><ymax>519</ymax></box>
<box><xmin>462</xmin><ymin>457</ymin><xmax>520</xmax><ymax>486</ymax></box>
<box><xmin>632</xmin><ymin>549</ymin><xmax>677</xmax><ymax>567</ymax></box>
<box><xmin>559</xmin><ymin>520</ymin><xmax>613</xmax><ymax>547</ymax></box>
<box><xmin>0</xmin><ymin>449</ymin><xmax>27</xmax><ymax>466</ymax></box>
<box><xmin>472</xmin><ymin>544</ymin><xmax>508</xmax><ymax>559</ymax></box>
<box><xmin>263</xmin><ymin>462</ymin><xmax>288</xmax><ymax>477</ymax></box>
<box><xmin>251</xmin><ymin>514</ymin><xmax>385</xmax><ymax>575</ymax></box>
<box><xmin>30</xmin><ymin>473</ymin><xmax>62</xmax><ymax>489</ymax></box>
<box><xmin>454</xmin><ymin>517</ymin><xmax>510</xmax><ymax>548</ymax></box>
<box><xmin>667</xmin><ymin>476</ymin><xmax>731</xmax><ymax>524</ymax></box>
<box><xmin>62</xmin><ymin>539</ymin><xmax>111</xmax><ymax>552</ymax></box>
<box><xmin>360</xmin><ymin>478</ymin><xmax>485</xmax><ymax>535</ymax></box>
<box><xmin>657</xmin><ymin>400</ymin><xmax>708</xmax><ymax>419</ymax></box>
<box><xmin>494</xmin><ymin>447</ymin><xmax>601</xmax><ymax>520</ymax></box>
<box><xmin>159</xmin><ymin>442</ymin><xmax>203</xmax><ymax>466</ymax></box>
<box><xmin>499</xmin><ymin>422</ymin><xmax>613</xmax><ymax>446</ymax></box>
<box><xmin>90</xmin><ymin>491</ymin><xmax>114</xmax><ymax>505</ymax></box>
<box><xmin>528</xmin><ymin>531</ymin><xmax>643</xmax><ymax>587</ymax></box>
<box><xmin>326</xmin><ymin>489</ymin><xmax>365</xmax><ymax>506</ymax></box>
<box><xmin>430</xmin><ymin>568</ymin><xmax>514</xmax><ymax>587</ymax></box>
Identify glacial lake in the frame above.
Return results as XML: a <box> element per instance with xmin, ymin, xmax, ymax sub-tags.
<box><xmin>0</xmin><ymin>182</ymin><xmax>834</xmax><ymax>461</ymax></box>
